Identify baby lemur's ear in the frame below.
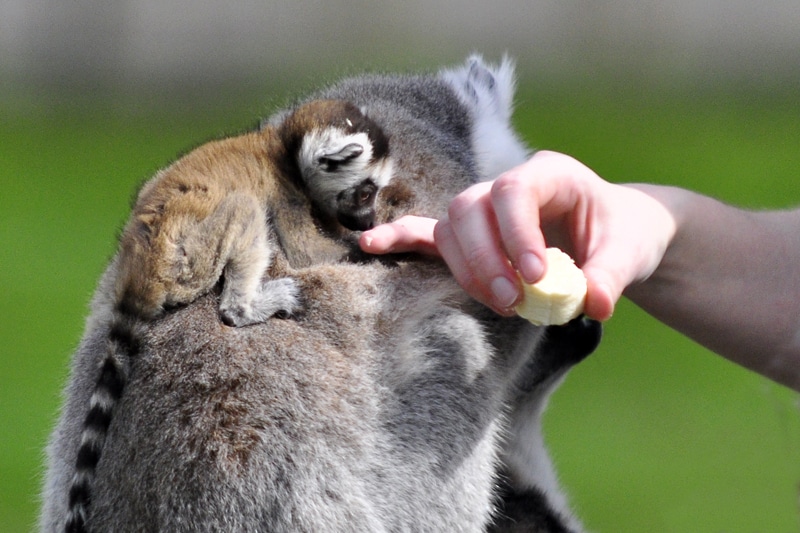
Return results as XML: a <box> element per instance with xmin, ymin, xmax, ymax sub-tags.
<box><xmin>318</xmin><ymin>142</ymin><xmax>364</xmax><ymax>170</ymax></box>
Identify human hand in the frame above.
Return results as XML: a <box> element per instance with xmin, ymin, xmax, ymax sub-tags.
<box><xmin>360</xmin><ymin>151</ymin><xmax>676</xmax><ymax>321</ymax></box>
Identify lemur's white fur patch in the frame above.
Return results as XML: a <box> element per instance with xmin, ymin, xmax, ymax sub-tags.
<box><xmin>441</xmin><ymin>55</ymin><xmax>530</xmax><ymax>181</ymax></box>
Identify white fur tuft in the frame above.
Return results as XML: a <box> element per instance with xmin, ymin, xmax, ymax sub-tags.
<box><xmin>440</xmin><ymin>55</ymin><xmax>531</xmax><ymax>181</ymax></box>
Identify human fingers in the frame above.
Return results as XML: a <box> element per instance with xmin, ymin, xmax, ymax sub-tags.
<box><xmin>489</xmin><ymin>152</ymin><xmax>643</xmax><ymax>322</ymax></box>
<box><xmin>489</xmin><ymin>155</ymin><xmax>559</xmax><ymax>283</ymax></box>
<box><xmin>433</xmin><ymin>217</ymin><xmax>517</xmax><ymax>315</ymax></box>
<box><xmin>490</xmin><ymin>151</ymin><xmax>606</xmax><ymax>286</ymax></box>
<box><xmin>444</xmin><ymin>181</ymin><xmax>524</xmax><ymax>312</ymax></box>
<box><xmin>359</xmin><ymin>209</ymin><xmax>516</xmax><ymax>314</ymax></box>
<box><xmin>359</xmin><ymin>216</ymin><xmax>440</xmax><ymax>256</ymax></box>
<box><xmin>581</xmin><ymin>263</ymin><xmax>621</xmax><ymax>321</ymax></box>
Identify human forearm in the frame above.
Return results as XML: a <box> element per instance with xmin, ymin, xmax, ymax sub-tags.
<box><xmin>625</xmin><ymin>185</ymin><xmax>800</xmax><ymax>390</ymax></box>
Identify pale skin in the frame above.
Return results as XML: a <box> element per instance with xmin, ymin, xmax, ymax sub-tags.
<box><xmin>360</xmin><ymin>150</ymin><xmax>800</xmax><ymax>391</ymax></box>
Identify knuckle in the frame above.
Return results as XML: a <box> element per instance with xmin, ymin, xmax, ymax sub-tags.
<box><xmin>446</xmin><ymin>181</ymin><xmax>491</xmax><ymax>222</ymax></box>
<box><xmin>533</xmin><ymin>149</ymin><xmax>559</xmax><ymax>160</ymax></box>
<box><xmin>447</xmin><ymin>192</ymin><xmax>477</xmax><ymax>222</ymax></box>
<box><xmin>492</xmin><ymin>168</ymin><xmax>528</xmax><ymax>194</ymax></box>
<box><xmin>464</xmin><ymin>245</ymin><xmax>496</xmax><ymax>272</ymax></box>
<box><xmin>432</xmin><ymin>219</ymin><xmax>449</xmax><ymax>242</ymax></box>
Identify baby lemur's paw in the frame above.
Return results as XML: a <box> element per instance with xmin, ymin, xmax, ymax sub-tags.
<box><xmin>220</xmin><ymin>277</ymin><xmax>301</xmax><ymax>327</ymax></box>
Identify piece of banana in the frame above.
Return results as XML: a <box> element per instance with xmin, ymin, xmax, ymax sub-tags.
<box><xmin>515</xmin><ymin>247</ymin><xmax>587</xmax><ymax>326</ymax></box>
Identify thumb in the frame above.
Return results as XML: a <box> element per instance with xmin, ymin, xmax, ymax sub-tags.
<box><xmin>581</xmin><ymin>265</ymin><xmax>621</xmax><ymax>321</ymax></box>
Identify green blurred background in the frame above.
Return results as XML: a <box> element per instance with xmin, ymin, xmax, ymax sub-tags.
<box><xmin>2</xmin><ymin>2</ymin><xmax>799</xmax><ymax>531</ymax></box>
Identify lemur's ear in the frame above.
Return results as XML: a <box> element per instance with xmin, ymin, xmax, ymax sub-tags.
<box><xmin>320</xmin><ymin>142</ymin><xmax>363</xmax><ymax>163</ymax></box>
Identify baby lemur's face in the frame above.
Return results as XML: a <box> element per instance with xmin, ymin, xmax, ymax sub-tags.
<box><xmin>329</xmin><ymin>171</ymin><xmax>380</xmax><ymax>231</ymax></box>
<box><xmin>279</xmin><ymin>100</ymin><xmax>392</xmax><ymax>231</ymax></box>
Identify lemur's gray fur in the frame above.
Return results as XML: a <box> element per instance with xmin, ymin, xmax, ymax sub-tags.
<box><xmin>41</xmin><ymin>55</ymin><xmax>600</xmax><ymax>532</ymax></box>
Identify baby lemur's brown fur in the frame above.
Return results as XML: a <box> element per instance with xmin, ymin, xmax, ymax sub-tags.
<box><xmin>115</xmin><ymin>99</ymin><xmax>389</xmax><ymax>326</ymax></box>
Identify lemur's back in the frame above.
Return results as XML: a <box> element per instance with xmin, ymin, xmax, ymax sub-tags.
<box><xmin>56</xmin><ymin>258</ymin><xmax>523</xmax><ymax>531</ymax></box>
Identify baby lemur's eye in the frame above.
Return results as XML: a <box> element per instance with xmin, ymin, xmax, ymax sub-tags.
<box><xmin>359</xmin><ymin>188</ymin><xmax>372</xmax><ymax>204</ymax></box>
<box><xmin>356</xmin><ymin>181</ymin><xmax>378</xmax><ymax>207</ymax></box>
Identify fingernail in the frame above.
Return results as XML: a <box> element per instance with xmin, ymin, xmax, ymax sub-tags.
<box><xmin>491</xmin><ymin>277</ymin><xmax>519</xmax><ymax>308</ymax></box>
<box><xmin>518</xmin><ymin>252</ymin><xmax>543</xmax><ymax>283</ymax></box>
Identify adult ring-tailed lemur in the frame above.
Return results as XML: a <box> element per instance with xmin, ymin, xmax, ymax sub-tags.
<box><xmin>41</xmin><ymin>55</ymin><xmax>601</xmax><ymax>533</ymax></box>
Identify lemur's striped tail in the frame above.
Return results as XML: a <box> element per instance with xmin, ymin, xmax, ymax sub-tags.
<box><xmin>65</xmin><ymin>314</ymin><xmax>137</xmax><ymax>533</ymax></box>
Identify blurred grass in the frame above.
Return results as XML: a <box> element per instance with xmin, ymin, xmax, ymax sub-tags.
<box><xmin>2</xmin><ymin>78</ymin><xmax>799</xmax><ymax>532</ymax></box>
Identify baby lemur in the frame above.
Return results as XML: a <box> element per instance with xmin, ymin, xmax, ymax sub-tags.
<box><xmin>276</xmin><ymin>99</ymin><xmax>393</xmax><ymax>231</ymax></box>
<box><xmin>117</xmin><ymin>98</ymin><xmax>390</xmax><ymax>326</ymax></box>
<box><xmin>45</xmin><ymin>56</ymin><xmax>601</xmax><ymax>533</ymax></box>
